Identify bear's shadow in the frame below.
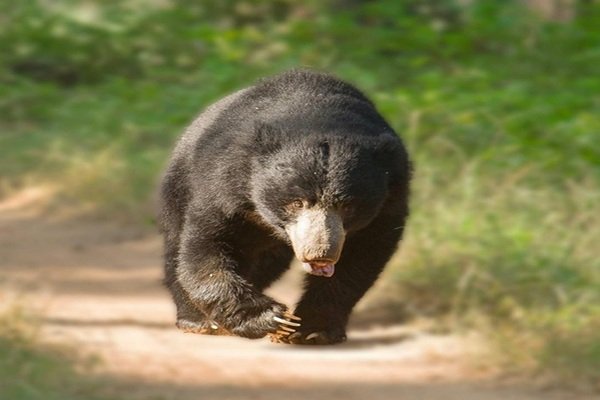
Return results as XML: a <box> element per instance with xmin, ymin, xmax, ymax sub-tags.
<box><xmin>270</xmin><ymin>329</ymin><xmax>416</xmax><ymax>351</ymax></box>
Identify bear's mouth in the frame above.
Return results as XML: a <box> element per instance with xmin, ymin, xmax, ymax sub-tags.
<box><xmin>301</xmin><ymin>261</ymin><xmax>335</xmax><ymax>277</ymax></box>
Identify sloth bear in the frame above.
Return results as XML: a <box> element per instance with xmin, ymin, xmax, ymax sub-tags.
<box><xmin>158</xmin><ymin>69</ymin><xmax>411</xmax><ymax>345</ymax></box>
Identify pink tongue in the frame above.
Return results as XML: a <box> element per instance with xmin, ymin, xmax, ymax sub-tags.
<box><xmin>302</xmin><ymin>262</ymin><xmax>335</xmax><ymax>277</ymax></box>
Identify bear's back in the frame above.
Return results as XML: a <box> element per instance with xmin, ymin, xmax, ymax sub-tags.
<box><xmin>169</xmin><ymin>69</ymin><xmax>391</xmax><ymax>182</ymax></box>
<box><xmin>252</xmin><ymin>69</ymin><xmax>374</xmax><ymax>106</ymax></box>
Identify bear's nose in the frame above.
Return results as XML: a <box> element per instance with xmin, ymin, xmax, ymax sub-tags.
<box><xmin>286</xmin><ymin>207</ymin><xmax>346</xmax><ymax>266</ymax></box>
<box><xmin>301</xmin><ymin>257</ymin><xmax>337</xmax><ymax>264</ymax></box>
<box><xmin>300</xmin><ymin>243</ymin><xmax>341</xmax><ymax>264</ymax></box>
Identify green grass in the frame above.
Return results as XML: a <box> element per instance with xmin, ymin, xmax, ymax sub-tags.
<box><xmin>1</xmin><ymin>0</ymin><xmax>599</xmax><ymax>386</ymax></box>
<box><xmin>389</xmin><ymin>148</ymin><xmax>600</xmax><ymax>382</ymax></box>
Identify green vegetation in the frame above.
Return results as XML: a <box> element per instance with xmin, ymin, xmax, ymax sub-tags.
<box><xmin>0</xmin><ymin>304</ymin><xmax>119</xmax><ymax>400</ymax></box>
<box><xmin>1</xmin><ymin>0</ymin><xmax>598</xmax><ymax>385</ymax></box>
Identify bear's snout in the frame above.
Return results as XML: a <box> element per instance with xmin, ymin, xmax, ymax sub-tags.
<box><xmin>285</xmin><ymin>207</ymin><xmax>345</xmax><ymax>274</ymax></box>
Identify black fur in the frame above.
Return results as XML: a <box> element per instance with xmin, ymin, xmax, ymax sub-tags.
<box><xmin>158</xmin><ymin>69</ymin><xmax>411</xmax><ymax>344</ymax></box>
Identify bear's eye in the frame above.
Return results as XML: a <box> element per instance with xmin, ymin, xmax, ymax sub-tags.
<box><xmin>291</xmin><ymin>199</ymin><xmax>305</xmax><ymax>209</ymax></box>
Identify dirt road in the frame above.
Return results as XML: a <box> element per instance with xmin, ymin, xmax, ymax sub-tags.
<box><xmin>0</xmin><ymin>188</ymin><xmax>593</xmax><ymax>400</ymax></box>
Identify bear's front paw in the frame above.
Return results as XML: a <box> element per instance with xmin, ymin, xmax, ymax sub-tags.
<box><xmin>229</xmin><ymin>301</ymin><xmax>301</xmax><ymax>339</ymax></box>
<box><xmin>276</xmin><ymin>327</ymin><xmax>347</xmax><ymax>345</ymax></box>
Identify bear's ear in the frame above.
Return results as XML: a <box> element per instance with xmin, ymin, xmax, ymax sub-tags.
<box><xmin>254</xmin><ymin>121</ymin><xmax>282</xmax><ymax>156</ymax></box>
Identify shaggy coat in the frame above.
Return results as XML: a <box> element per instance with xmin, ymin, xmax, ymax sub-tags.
<box><xmin>159</xmin><ymin>69</ymin><xmax>411</xmax><ymax>344</ymax></box>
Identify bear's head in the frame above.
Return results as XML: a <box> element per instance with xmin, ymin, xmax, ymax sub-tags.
<box><xmin>250</xmin><ymin>125</ymin><xmax>406</xmax><ymax>278</ymax></box>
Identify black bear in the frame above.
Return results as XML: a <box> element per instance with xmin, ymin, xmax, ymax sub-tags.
<box><xmin>158</xmin><ymin>69</ymin><xmax>411</xmax><ymax>345</ymax></box>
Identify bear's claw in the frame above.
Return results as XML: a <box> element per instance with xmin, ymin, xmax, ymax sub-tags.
<box><xmin>273</xmin><ymin>316</ymin><xmax>301</xmax><ymax>327</ymax></box>
<box><xmin>283</xmin><ymin>311</ymin><xmax>302</xmax><ymax>321</ymax></box>
<box><xmin>272</xmin><ymin>329</ymin><xmax>347</xmax><ymax>345</ymax></box>
<box><xmin>268</xmin><ymin>310</ymin><xmax>302</xmax><ymax>343</ymax></box>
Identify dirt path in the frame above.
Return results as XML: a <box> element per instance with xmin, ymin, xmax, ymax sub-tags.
<box><xmin>0</xmin><ymin>189</ymin><xmax>593</xmax><ymax>400</ymax></box>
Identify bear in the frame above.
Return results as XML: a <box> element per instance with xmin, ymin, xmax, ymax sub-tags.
<box><xmin>158</xmin><ymin>69</ymin><xmax>411</xmax><ymax>345</ymax></box>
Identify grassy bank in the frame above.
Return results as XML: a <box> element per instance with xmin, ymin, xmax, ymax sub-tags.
<box><xmin>1</xmin><ymin>0</ymin><xmax>598</xmax><ymax>385</ymax></box>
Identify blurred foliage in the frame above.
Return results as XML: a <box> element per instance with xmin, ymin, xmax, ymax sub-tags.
<box><xmin>0</xmin><ymin>0</ymin><xmax>599</xmax><ymax>385</ymax></box>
